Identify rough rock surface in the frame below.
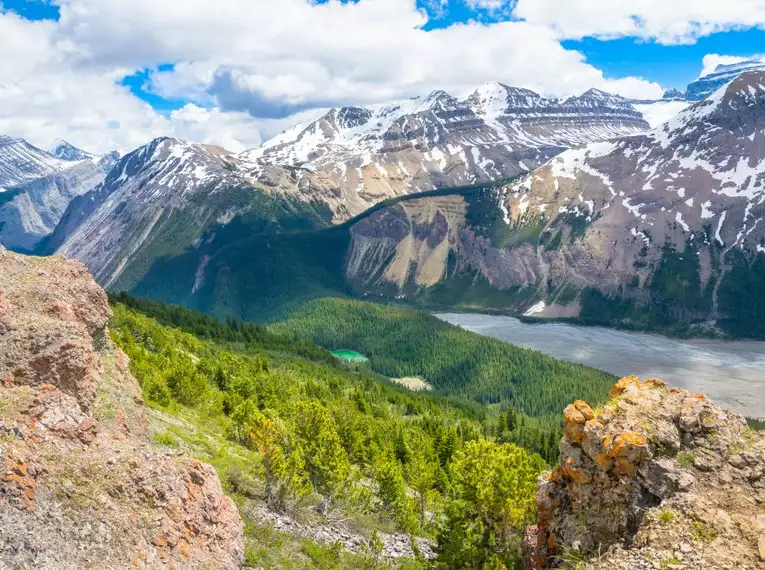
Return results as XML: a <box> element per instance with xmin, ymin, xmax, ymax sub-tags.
<box><xmin>244</xmin><ymin>503</ymin><xmax>436</xmax><ymax>560</ymax></box>
<box><xmin>524</xmin><ymin>376</ymin><xmax>765</xmax><ymax>570</ymax></box>
<box><xmin>0</xmin><ymin>247</ymin><xmax>244</xmax><ymax>569</ymax></box>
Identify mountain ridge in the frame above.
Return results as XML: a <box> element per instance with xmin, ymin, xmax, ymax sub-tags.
<box><xmin>0</xmin><ymin>136</ymin><xmax>116</xmax><ymax>251</ymax></box>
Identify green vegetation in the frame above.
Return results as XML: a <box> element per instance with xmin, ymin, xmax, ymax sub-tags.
<box><xmin>272</xmin><ymin>297</ymin><xmax>616</xmax><ymax>428</ymax></box>
<box><xmin>660</xmin><ymin>556</ymin><xmax>682</xmax><ymax>570</ymax></box>
<box><xmin>650</xmin><ymin>242</ymin><xmax>711</xmax><ymax>314</ymax></box>
<box><xmin>658</xmin><ymin>509</ymin><xmax>675</xmax><ymax>525</ymax></box>
<box><xmin>747</xmin><ymin>417</ymin><xmax>765</xmax><ymax>431</ymax></box>
<box><xmin>109</xmin><ymin>297</ymin><xmax>553</xmax><ymax>568</ymax></box>
<box><xmin>718</xmin><ymin>250</ymin><xmax>765</xmax><ymax>338</ymax></box>
<box><xmin>437</xmin><ymin>440</ymin><xmax>544</xmax><ymax>569</ymax></box>
<box><xmin>676</xmin><ymin>452</ymin><xmax>695</xmax><ymax>468</ymax></box>
<box><xmin>691</xmin><ymin>521</ymin><xmax>718</xmax><ymax>543</ymax></box>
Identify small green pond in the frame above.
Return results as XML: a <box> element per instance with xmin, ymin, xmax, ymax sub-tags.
<box><xmin>330</xmin><ymin>349</ymin><xmax>369</xmax><ymax>362</ymax></box>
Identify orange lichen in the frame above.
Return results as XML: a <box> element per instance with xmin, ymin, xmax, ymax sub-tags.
<box><xmin>563</xmin><ymin>458</ymin><xmax>592</xmax><ymax>483</ymax></box>
<box><xmin>608</xmin><ymin>432</ymin><xmax>648</xmax><ymax>456</ymax></box>
<box><xmin>610</xmin><ymin>376</ymin><xmax>666</xmax><ymax>400</ymax></box>
<box><xmin>563</xmin><ymin>401</ymin><xmax>595</xmax><ymax>442</ymax></box>
<box><xmin>573</xmin><ymin>400</ymin><xmax>594</xmax><ymax>420</ymax></box>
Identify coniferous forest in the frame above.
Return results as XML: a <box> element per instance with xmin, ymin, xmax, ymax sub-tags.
<box><xmin>108</xmin><ymin>296</ymin><xmax>561</xmax><ymax>568</ymax></box>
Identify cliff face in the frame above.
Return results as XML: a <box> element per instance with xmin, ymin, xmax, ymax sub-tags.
<box><xmin>0</xmin><ymin>246</ymin><xmax>244</xmax><ymax>569</ymax></box>
<box><xmin>524</xmin><ymin>376</ymin><xmax>765</xmax><ymax>570</ymax></box>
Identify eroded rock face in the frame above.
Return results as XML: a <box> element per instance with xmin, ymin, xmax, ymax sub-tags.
<box><xmin>0</xmin><ymin>248</ymin><xmax>244</xmax><ymax>569</ymax></box>
<box><xmin>524</xmin><ymin>376</ymin><xmax>765</xmax><ymax>570</ymax></box>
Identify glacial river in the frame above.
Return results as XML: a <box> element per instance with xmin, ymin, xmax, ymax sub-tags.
<box><xmin>435</xmin><ymin>312</ymin><xmax>765</xmax><ymax>419</ymax></box>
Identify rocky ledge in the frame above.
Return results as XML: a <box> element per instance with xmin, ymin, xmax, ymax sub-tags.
<box><xmin>524</xmin><ymin>376</ymin><xmax>765</xmax><ymax>570</ymax></box>
<box><xmin>0</xmin><ymin>246</ymin><xmax>244</xmax><ymax>569</ymax></box>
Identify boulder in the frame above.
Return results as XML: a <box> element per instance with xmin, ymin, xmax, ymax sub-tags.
<box><xmin>524</xmin><ymin>376</ymin><xmax>765</xmax><ymax>569</ymax></box>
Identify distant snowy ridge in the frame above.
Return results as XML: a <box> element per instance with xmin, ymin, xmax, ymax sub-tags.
<box><xmin>0</xmin><ymin>135</ymin><xmax>113</xmax><ymax>250</ymax></box>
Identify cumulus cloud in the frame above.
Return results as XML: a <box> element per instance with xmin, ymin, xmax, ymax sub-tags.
<box><xmin>2</xmin><ymin>0</ymin><xmax>757</xmax><ymax>154</ymax></box>
<box><xmin>464</xmin><ymin>0</ymin><xmax>513</xmax><ymax>13</ymax></box>
<box><xmin>699</xmin><ymin>53</ymin><xmax>765</xmax><ymax>77</ymax></box>
<box><xmin>511</xmin><ymin>0</ymin><xmax>765</xmax><ymax>44</ymax></box>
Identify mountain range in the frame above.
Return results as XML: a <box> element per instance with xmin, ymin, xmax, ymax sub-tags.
<box><xmin>2</xmin><ymin>66</ymin><xmax>764</xmax><ymax>337</ymax></box>
<box><xmin>342</xmin><ymin>70</ymin><xmax>765</xmax><ymax>337</ymax></box>
<box><xmin>0</xmin><ymin>136</ymin><xmax>118</xmax><ymax>251</ymax></box>
<box><xmin>239</xmin><ymin>82</ymin><xmax>649</xmax><ymax>217</ymax></box>
<box><xmin>36</xmin><ymin>81</ymin><xmax>653</xmax><ymax>292</ymax></box>
<box><xmin>81</xmin><ymin>69</ymin><xmax>763</xmax><ymax>339</ymax></box>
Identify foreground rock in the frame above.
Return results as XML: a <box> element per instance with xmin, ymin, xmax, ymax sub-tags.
<box><xmin>524</xmin><ymin>376</ymin><xmax>765</xmax><ymax>570</ymax></box>
<box><xmin>0</xmin><ymin>246</ymin><xmax>244</xmax><ymax>569</ymax></box>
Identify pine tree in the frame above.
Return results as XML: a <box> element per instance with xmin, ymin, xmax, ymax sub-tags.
<box><xmin>496</xmin><ymin>412</ymin><xmax>506</xmax><ymax>440</ymax></box>
<box><xmin>407</xmin><ymin>434</ymin><xmax>438</xmax><ymax>529</ymax></box>
<box><xmin>293</xmin><ymin>400</ymin><xmax>351</xmax><ymax>514</ymax></box>
<box><xmin>506</xmin><ymin>407</ymin><xmax>518</xmax><ymax>432</ymax></box>
<box><xmin>437</xmin><ymin>440</ymin><xmax>546</xmax><ymax>568</ymax></box>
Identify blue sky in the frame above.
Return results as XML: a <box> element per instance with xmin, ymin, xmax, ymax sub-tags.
<box><xmin>1</xmin><ymin>0</ymin><xmax>764</xmax><ymax>152</ymax></box>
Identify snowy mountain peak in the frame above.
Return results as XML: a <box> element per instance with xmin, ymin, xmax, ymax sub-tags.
<box><xmin>417</xmin><ymin>89</ymin><xmax>458</xmax><ymax>112</ymax></box>
<box><xmin>49</xmin><ymin>139</ymin><xmax>96</xmax><ymax>162</ymax></box>
<box><xmin>0</xmin><ymin>135</ymin><xmax>70</xmax><ymax>188</ymax></box>
<box><xmin>662</xmin><ymin>88</ymin><xmax>686</xmax><ymax>100</ymax></box>
<box><xmin>564</xmin><ymin>88</ymin><xmax>635</xmax><ymax>110</ymax></box>
<box><xmin>469</xmin><ymin>81</ymin><xmax>512</xmax><ymax>100</ymax></box>
<box><xmin>686</xmin><ymin>59</ymin><xmax>765</xmax><ymax>101</ymax></box>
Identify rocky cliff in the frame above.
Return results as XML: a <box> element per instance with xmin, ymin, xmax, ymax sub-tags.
<box><xmin>524</xmin><ymin>376</ymin><xmax>765</xmax><ymax>570</ymax></box>
<box><xmin>686</xmin><ymin>60</ymin><xmax>765</xmax><ymax>101</ymax></box>
<box><xmin>0</xmin><ymin>246</ymin><xmax>244</xmax><ymax>569</ymax></box>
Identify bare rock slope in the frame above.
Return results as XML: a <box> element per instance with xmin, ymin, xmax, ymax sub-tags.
<box><xmin>0</xmin><ymin>246</ymin><xmax>244</xmax><ymax>569</ymax></box>
<box><xmin>524</xmin><ymin>376</ymin><xmax>765</xmax><ymax>570</ymax></box>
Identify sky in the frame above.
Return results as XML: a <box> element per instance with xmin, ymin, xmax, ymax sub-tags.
<box><xmin>1</xmin><ymin>0</ymin><xmax>765</xmax><ymax>154</ymax></box>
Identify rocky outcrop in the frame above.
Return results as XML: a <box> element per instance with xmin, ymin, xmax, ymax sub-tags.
<box><xmin>0</xmin><ymin>246</ymin><xmax>244</xmax><ymax>569</ymax></box>
<box><xmin>524</xmin><ymin>376</ymin><xmax>765</xmax><ymax>570</ymax></box>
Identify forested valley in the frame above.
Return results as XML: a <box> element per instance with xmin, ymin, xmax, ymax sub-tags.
<box><xmin>108</xmin><ymin>293</ymin><xmax>622</xmax><ymax>568</ymax></box>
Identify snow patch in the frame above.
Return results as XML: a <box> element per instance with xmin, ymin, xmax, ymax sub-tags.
<box><xmin>524</xmin><ymin>301</ymin><xmax>546</xmax><ymax>317</ymax></box>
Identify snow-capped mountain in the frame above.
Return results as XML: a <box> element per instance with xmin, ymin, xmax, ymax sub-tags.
<box><xmin>48</xmin><ymin>137</ymin><xmax>334</xmax><ymax>290</ymax></box>
<box><xmin>342</xmin><ymin>71</ymin><xmax>765</xmax><ymax>328</ymax></box>
<box><xmin>686</xmin><ymin>59</ymin><xmax>765</xmax><ymax>101</ymax></box>
<box><xmin>239</xmin><ymin>82</ymin><xmax>650</xmax><ymax>219</ymax></box>
<box><xmin>0</xmin><ymin>135</ymin><xmax>71</xmax><ymax>189</ymax></box>
<box><xmin>46</xmin><ymin>83</ymin><xmax>653</xmax><ymax>289</ymax></box>
<box><xmin>502</xmin><ymin>69</ymin><xmax>765</xmax><ymax>257</ymax></box>
<box><xmin>0</xmin><ymin>160</ymin><xmax>107</xmax><ymax>251</ymax></box>
<box><xmin>49</xmin><ymin>139</ymin><xmax>97</xmax><ymax>162</ymax></box>
<box><xmin>0</xmin><ymin>136</ymin><xmax>114</xmax><ymax>250</ymax></box>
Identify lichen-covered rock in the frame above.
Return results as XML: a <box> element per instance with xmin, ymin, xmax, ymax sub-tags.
<box><xmin>0</xmin><ymin>250</ymin><xmax>244</xmax><ymax>569</ymax></box>
<box><xmin>524</xmin><ymin>376</ymin><xmax>765</xmax><ymax>570</ymax></box>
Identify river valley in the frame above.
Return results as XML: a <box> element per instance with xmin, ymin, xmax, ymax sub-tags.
<box><xmin>435</xmin><ymin>313</ymin><xmax>765</xmax><ymax>419</ymax></box>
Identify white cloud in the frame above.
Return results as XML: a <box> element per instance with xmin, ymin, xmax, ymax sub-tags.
<box><xmin>4</xmin><ymin>0</ymin><xmax>749</xmax><ymax>155</ymax></box>
<box><xmin>699</xmin><ymin>53</ymin><xmax>765</xmax><ymax>77</ymax></box>
<box><xmin>464</xmin><ymin>0</ymin><xmax>513</xmax><ymax>13</ymax></box>
<box><xmin>634</xmin><ymin>101</ymin><xmax>690</xmax><ymax>127</ymax></box>
<box><xmin>512</xmin><ymin>0</ymin><xmax>765</xmax><ymax>44</ymax></box>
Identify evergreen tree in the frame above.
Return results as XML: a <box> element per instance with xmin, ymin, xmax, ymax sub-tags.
<box><xmin>437</xmin><ymin>440</ymin><xmax>545</xmax><ymax>569</ymax></box>
<box><xmin>292</xmin><ymin>400</ymin><xmax>352</xmax><ymax>513</ymax></box>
